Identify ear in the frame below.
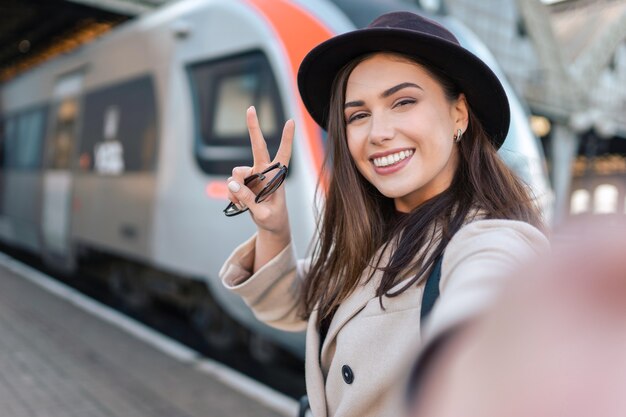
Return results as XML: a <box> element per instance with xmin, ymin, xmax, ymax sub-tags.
<box><xmin>452</xmin><ymin>93</ymin><xmax>469</xmax><ymax>132</ymax></box>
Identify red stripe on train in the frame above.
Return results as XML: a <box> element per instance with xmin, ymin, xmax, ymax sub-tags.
<box><xmin>242</xmin><ymin>0</ymin><xmax>334</xmax><ymax>180</ymax></box>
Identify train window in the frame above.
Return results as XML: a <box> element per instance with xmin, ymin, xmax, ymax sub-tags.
<box><xmin>188</xmin><ymin>51</ymin><xmax>285</xmax><ymax>175</ymax></box>
<box><xmin>2</xmin><ymin>117</ymin><xmax>17</xmax><ymax>169</ymax></box>
<box><xmin>49</xmin><ymin>98</ymin><xmax>78</xmax><ymax>170</ymax></box>
<box><xmin>213</xmin><ymin>74</ymin><xmax>278</xmax><ymax>138</ymax></box>
<box><xmin>0</xmin><ymin>118</ymin><xmax>4</xmax><ymax>170</ymax></box>
<box><xmin>16</xmin><ymin>108</ymin><xmax>46</xmax><ymax>170</ymax></box>
<box><xmin>78</xmin><ymin>75</ymin><xmax>158</xmax><ymax>173</ymax></box>
<box><xmin>1</xmin><ymin>107</ymin><xmax>47</xmax><ymax>171</ymax></box>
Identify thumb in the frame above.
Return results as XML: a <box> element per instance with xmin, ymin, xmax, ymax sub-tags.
<box><xmin>227</xmin><ymin>180</ymin><xmax>257</xmax><ymax>210</ymax></box>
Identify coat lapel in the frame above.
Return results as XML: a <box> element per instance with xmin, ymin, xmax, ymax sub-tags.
<box><xmin>319</xmin><ymin>274</ymin><xmax>380</xmax><ymax>364</ymax></box>
<box><xmin>319</xmin><ymin>224</ymin><xmax>443</xmax><ymax>365</ymax></box>
<box><xmin>319</xmin><ymin>244</ymin><xmax>393</xmax><ymax>364</ymax></box>
<box><xmin>306</xmin><ymin>309</ymin><xmax>328</xmax><ymax>417</ymax></box>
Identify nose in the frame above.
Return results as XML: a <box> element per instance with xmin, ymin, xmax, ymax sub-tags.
<box><xmin>368</xmin><ymin>112</ymin><xmax>393</xmax><ymax>145</ymax></box>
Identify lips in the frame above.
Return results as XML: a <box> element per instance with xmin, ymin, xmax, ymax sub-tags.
<box><xmin>370</xmin><ymin>148</ymin><xmax>415</xmax><ymax>168</ymax></box>
<box><xmin>369</xmin><ymin>148</ymin><xmax>415</xmax><ymax>175</ymax></box>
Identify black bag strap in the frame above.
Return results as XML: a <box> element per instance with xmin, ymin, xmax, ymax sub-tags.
<box><xmin>297</xmin><ymin>395</ymin><xmax>310</xmax><ymax>417</ymax></box>
<box><xmin>420</xmin><ymin>254</ymin><xmax>443</xmax><ymax>324</ymax></box>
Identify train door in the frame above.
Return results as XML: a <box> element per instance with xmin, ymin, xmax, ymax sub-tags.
<box><xmin>41</xmin><ymin>71</ymin><xmax>83</xmax><ymax>268</ymax></box>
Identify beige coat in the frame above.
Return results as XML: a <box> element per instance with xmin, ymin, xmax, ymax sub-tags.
<box><xmin>220</xmin><ymin>219</ymin><xmax>549</xmax><ymax>417</ymax></box>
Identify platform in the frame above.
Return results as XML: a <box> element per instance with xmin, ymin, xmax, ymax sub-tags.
<box><xmin>0</xmin><ymin>253</ymin><xmax>296</xmax><ymax>417</ymax></box>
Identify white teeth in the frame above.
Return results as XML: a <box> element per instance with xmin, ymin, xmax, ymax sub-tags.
<box><xmin>372</xmin><ymin>150</ymin><xmax>414</xmax><ymax>167</ymax></box>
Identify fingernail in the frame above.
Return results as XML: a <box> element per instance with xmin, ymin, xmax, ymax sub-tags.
<box><xmin>228</xmin><ymin>181</ymin><xmax>241</xmax><ymax>193</ymax></box>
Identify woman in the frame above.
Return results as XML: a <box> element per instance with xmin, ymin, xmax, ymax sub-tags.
<box><xmin>220</xmin><ymin>11</ymin><xmax>549</xmax><ymax>417</ymax></box>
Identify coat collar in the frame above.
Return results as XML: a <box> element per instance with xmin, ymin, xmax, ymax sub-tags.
<box><xmin>318</xmin><ymin>219</ymin><xmax>447</xmax><ymax>366</ymax></box>
<box><xmin>319</xmin><ymin>243</ymin><xmax>394</xmax><ymax>364</ymax></box>
<box><xmin>308</xmin><ymin>237</ymin><xmax>431</xmax><ymax>416</ymax></box>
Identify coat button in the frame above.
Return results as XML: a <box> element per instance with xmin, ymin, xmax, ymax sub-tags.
<box><xmin>341</xmin><ymin>365</ymin><xmax>354</xmax><ymax>384</ymax></box>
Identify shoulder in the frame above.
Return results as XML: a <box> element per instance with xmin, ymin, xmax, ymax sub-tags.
<box><xmin>454</xmin><ymin>218</ymin><xmax>548</xmax><ymax>244</ymax></box>
<box><xmin>439</xmin><ymin>218</ymin><xmax>549</xmax><ymax>298</ymax></box>
<box><xmin>445</xmin><ymin>219</ymin><xmax>548</xmax><ymax>270</ymax></box>
<box><xmin>422</xmin><ymin>219</ymin><xmax>549</xmax><ymax>350</ymax></box>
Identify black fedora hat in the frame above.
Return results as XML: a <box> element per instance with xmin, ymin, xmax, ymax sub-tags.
<box><xmin>297</xmin><ymin>11</ymin><xmax>510</xmax><ymax>149</ymax></box>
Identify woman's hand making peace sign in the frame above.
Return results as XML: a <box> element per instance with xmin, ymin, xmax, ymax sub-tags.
<box><xmin>226</xmin><ymin>107</ymin><xmax>295</xmax><ymax>271</ymax></box>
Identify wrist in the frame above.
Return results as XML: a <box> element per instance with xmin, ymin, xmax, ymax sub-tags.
<box><xmin>257</xmin><ymin>228</ymin><xmax>291</xmax><ymax>248</ymax></box>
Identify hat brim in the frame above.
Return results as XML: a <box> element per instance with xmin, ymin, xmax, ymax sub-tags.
<box><xmin>297</xmin><ymin>27</ymin><xmax>510</xmax><ymax>149</ymax></box>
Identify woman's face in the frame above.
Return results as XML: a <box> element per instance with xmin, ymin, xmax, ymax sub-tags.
<box><xmin>344</xmin><ymin>53</ymin><xmax>468</xmax><ymax>212</ymax></box>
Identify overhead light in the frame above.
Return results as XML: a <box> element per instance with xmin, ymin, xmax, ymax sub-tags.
<box><xmin>419</xmin><ymin>0</ymin><xmax>443</xmax><ymax>13</ymax></box>
<box><xmin>530</xmin><ymin>115</ymin><xmax>551</xmax><ymax>137</ymax></box>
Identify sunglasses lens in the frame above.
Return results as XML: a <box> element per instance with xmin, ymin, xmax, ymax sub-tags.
<box><xmin>244</xmin><ymin>175</ymin><xmax>261</xmax><ymax>191</ymax></box>
<box><xmin>224</xmin><ymin>165</ymin><xmax>287</xmax><ymax>217</ymax></box>
<box><xmin>224</xmin><ymin>202</ymin><xmax>247</xmax><ymax>216</ymax></box>
<box><xmin>256</xmin><ymin>169</ymin><xmax>286</xmax><ymax>203</ymax></box>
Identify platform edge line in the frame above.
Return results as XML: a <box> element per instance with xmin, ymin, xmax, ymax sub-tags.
<box><xmin>0</xmin><ymin>252</ymin><xmax>299</xmax><ymax>417</ymax></box>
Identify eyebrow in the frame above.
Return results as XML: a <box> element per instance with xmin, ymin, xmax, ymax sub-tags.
<box><xmin>381</xmin><ymin>82</ymin><xmax>422</xmax><ymax>97</ymax></box>
<box><xmin>344</xmin><ymin>82</ymin><xmax>423</xmax><ymax>109</ymax></box>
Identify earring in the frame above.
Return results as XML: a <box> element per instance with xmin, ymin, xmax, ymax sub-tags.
<box><xmin>454</xmin><ymin>128</ymin><xmax>463</xmax><ymax>143</ymax></box>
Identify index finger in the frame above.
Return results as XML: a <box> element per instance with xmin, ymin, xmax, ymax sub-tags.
<box><xmin>247</xmin><ymin>106</ymin><xmax>271</xmax><ymax>167</ymax></box>
<box><xmin>274</xmin><ymin>119</ymin><xmax>295</xmax><ymax>167</ymax></box>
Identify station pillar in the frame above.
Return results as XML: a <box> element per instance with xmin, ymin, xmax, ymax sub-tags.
<box><xmin>550</xmin><ymin>123</ymin><xmax>579</xmax><ymax>226</ymax></box>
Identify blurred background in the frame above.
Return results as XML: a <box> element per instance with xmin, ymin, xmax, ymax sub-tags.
<box><xmin>3</xmin><ymin>0</ymin><xmax>626</xmax><ymax>225</ymax></box>
<box><xmin>0</xmin><ymin>0</ymin><xmax>624</xmax><ymax>401</ymax></box>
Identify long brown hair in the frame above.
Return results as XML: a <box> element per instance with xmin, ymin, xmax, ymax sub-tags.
<box><xmin>299</xmin><ymin>53</ymin><xmax>543</xmax><ymax>324</ymax></box>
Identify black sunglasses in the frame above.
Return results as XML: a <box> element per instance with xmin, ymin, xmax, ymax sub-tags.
<box><xmin>223</xmin><ymin>162</ymin><xmax>288</xmax><ymax>217</ymax></box>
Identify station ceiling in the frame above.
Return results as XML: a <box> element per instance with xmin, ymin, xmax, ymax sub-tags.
<box><xmin>0</xmin><ymin>0</ymin><xmax>168</xmax><ymax>82</ymax></box>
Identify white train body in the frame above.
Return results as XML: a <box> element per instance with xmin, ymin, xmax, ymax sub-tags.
<box><xmin>0</xmin><ymin>0</ymin><xmax>552</xmax><ymax>357</ymax></box>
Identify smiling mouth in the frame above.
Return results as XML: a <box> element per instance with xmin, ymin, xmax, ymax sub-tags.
<box><xmin>372</xmin><ymin>149</ymin><xmax>414</xmax><ymax>168</ymax></box>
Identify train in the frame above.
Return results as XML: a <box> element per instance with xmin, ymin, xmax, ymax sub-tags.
<box><xmin>0</xmin><ymin>0</ymin><xmax>552</xmax><ymax>360</ymax></box>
